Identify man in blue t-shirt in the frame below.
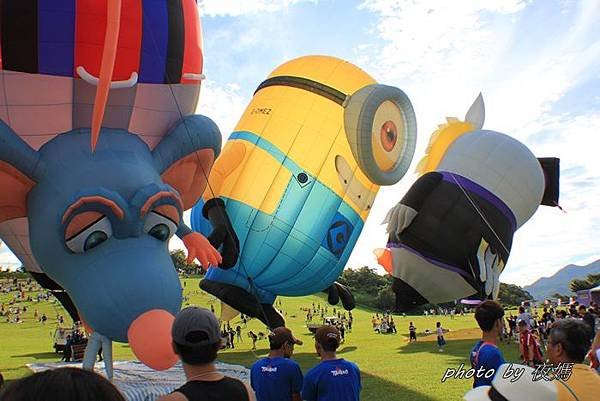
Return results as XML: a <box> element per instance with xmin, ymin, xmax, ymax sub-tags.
<box><xmin>301</xmin><ymin>325</ymin><xmax>361</xmax><ymax>401</ymax></box>
<box><xmin>470</xmin><ymin>300</ymin><xmax>506</xmax><ymax>387</ymax></box>
<box><xmin>251</xmin><ymin>327</ymin><xmax>303</xmax><ymax>401</ymax></box>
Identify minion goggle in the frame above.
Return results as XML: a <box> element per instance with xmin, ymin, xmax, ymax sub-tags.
<box><xmin>255</xmin><ymin>76</ymin><xmax>417</xmax><ymax>185</ymax></box>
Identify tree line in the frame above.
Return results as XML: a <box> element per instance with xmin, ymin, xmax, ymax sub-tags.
<box><xmin>338</xmin><ymin>266</ymin><xmax>534</xmax><ymax>312</ymax></box>
<box><xmin>569</xmin><ymin>273</ymin><xmax>600</xmax><ymax>293</ymax></box>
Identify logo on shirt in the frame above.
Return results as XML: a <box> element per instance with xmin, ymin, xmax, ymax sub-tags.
<box><xmin>262</xmin><ymin>365</ymin><xmax>278</xmax><ymax>373</ymax></box>
<box><xmin>330</xmin><ymin>367</ymin><xmax>349</xmax><ymax>376</ymax></box>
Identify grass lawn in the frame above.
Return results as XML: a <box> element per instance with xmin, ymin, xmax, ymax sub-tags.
<box><xmin>1</xmin><ymin>277</ymin><xmax>522</xmax><ymax>400</ymax></box>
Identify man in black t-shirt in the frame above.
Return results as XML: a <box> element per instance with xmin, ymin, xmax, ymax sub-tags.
<box><xmin>158</xmin><ymin>307</ymin><xmax>255</xmax><ymax>401</ymax></box>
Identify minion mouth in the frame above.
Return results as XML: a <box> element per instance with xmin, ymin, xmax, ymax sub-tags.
<box><xmin>335</xmin><ymin>155</ymin><xmax>376</xmax><ymax>211</ymax></box>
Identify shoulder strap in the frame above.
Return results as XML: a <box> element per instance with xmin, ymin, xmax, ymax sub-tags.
<box><xmin>473</xmin><ymin>341</ymin><xmax>496</xmax><ymax>367</ymax></box>
<box><xmin>555</xmin><ymin>378</ymin><xmax>581</xmax><ymax>401</ymax></box>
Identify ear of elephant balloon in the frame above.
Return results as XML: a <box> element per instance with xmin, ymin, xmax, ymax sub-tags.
<box><xmin>464</xmin><ymin>93</ymin><xmax>485</xmax><ymax>131</ymax></box>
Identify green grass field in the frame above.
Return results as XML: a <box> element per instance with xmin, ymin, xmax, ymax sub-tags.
<box><xmin>1</xmin><ymin>278</ymin><xmax>522</xmax><ymax>400</ymax></box>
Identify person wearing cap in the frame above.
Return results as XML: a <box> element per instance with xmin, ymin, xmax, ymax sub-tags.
<box><xmin>158</xmin><ymin>307</ymin><xmax>255</xmax><ymax>401</ymax></box>
<box><xmin>250</xmin><ymin>327</ymin><xmax>303</xmax><ymax>401</ymax></box>
<box><xmin>463</xmin><ymin>363</ymin><xmax>559</xmax><ymax>401</ymax></box>
<box><xmin>546</xmin><ymin>319</ymin><xmax>600</xmax><ymax>401</ymax></box>
<box><xmin>470</xmin><ymin>301</ymin><xmax>505</xmax><ymax>388</ymax></box>
<box><xmin>301</xmin><ymin>325</ymin><xmax>361</xmax><ymax>401</ymax></box>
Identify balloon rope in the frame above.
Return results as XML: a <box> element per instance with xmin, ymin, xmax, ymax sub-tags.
<box><xmin>140</xmin><ymin>5</ymin><xmax>276</xmax><ymax>331</ymax></box>
<box><xmin>448</xmin><ymin>174</ymin><xmax>511</xmax><ymax>256</ymax></box>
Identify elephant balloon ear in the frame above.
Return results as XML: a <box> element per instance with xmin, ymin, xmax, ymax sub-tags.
<box><xmin>0</xmin><ymin>121</ymin><xmax>41</xmax><ymax>224</ymax></box>
<box><xmin>464</xmin><ymin>93</ymin><xmax>485</xmax><ymax>130</ymax></box>
<box><xmin>153</xmin><ymin>115</ymin><xmax>222</xmax><ymax>210</ymax></box>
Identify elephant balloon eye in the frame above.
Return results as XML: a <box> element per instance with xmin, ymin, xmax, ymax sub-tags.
<box><xmin>149</xmin><ymin>224</ymin><xmax>170</xmax><ymax>241</ymax></box>
<box><xmin>144</xmin><ymin>211</ymin><xmax>178</xmax><ymax>242</ymax></box>
<box><xmin>66</xmin><ymin>216</ymin><xmax>113</xmax><ymax>254</ymax></box>
<box><xmin>84</xmin><ymin>231</ymin><xmax>108</xmax><ymax>251</ymax></box>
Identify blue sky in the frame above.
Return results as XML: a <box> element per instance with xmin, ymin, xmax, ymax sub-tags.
<box><xmin>1</xmin><ymin>0</ymin><xmax>599</xmax><ymax>286</ymax></box>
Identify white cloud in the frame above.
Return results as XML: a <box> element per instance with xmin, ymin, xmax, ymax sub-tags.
<box><xmin>0</xmin><ymin>243</ymin><xmax>21</xmax><ymax>271</ymax></box>
<box><xmin>197</xmin><ymin>80</ymin><xmax>248</xmax><ymax>138</ymax></box>
<box><xmin>358</xmin><ymin>0</ymin><xmax>526</xmax><ymax>82</ymax></box>
<box><xmin>501</xmin><ymin>111</ymin><xmax>600</xmax><ymax>285</ymax></box>
<box><xmin>2</xmin><ymin>1</ymin><xmax>599</xmax><ymax>290</ymax></box>
<box><xmin>199</xmin><ymin>0</ymin><xmax>317</xmax><ymax>17</ymax></box>
<box><xmin>346</xmin><ymin>0</ymin><xmax>600</xmax><ymax>286</ymax></box>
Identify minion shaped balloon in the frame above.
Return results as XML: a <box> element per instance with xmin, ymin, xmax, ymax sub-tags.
<box><xmin>192</xmin><ymin>55</ymin><xmax>417</xmax><ymax>327</ymax></box>
<box><xmin>376</xmin><ymin>94</ymin><xmax>560</xmax><ymax>311</ymax></box>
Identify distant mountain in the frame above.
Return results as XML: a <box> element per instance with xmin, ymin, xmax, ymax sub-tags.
<box><xmin>523</xmin><ymin>259</ymin><xmax>600</xmax><ymax>300</ymax></box>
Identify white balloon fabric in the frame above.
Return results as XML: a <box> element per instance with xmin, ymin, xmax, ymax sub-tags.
<box><xmin>377</xmin><ymin>94</ymin><xmax>559</xmax><ymax>311</ymax></box>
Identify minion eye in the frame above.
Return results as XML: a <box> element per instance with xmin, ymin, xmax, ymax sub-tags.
<box><xmin>344</xmin><ymin>84</ymin><xmax>417</xmax><ymax>185</ymax></box>
<box><xmin>371</xmin><ymin>101</ymin><xmax>405</xmax><ymax>173</ymax></box>
<box><xmin>381</xmin><ymin>121</ymin><xmax>398</xmax><ymax>151</ymax></box>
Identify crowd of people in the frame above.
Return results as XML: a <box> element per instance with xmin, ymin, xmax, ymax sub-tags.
<box><xmin>302</xmin><ymin>302</ymin><xmax>353</xmax><ymax>345</ymax></box>
<box><xmin>0</xmin><ymin>278</ymin><xmax>58</xmax><ymax>325</ymax></box>
<box><xmin>371</xmin><ymin>313</ymin><xmax>397</xmax><ymax>334</ymax></box>
<box><xmin>1</xmin><ymin>307</ymin><xmax>363</xmax><ymax>401</ymax></box>
<box><xmin>303</xmin><ymin>303</ymin><xmax>353</xmax><ymax>330</ymax></box>
<box><xmin>3</xmin><ymin>274</ymin><xmax>600</xmax><ymax>401</ymax></box>
<box><xmin>0</xmin><ymin>278</ymin><xmax>73</xmax><ymax>329</ymax></box>
<box><xmin>467</xmin><ymin>300</ymin><xmax>600</xmax><ymax>401</ymax></box>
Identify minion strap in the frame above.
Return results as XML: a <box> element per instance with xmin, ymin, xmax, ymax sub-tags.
<box><xmin>254</xmin><ymin>75</ymin><xmax>348</xmax><ymax>106</ymax></box>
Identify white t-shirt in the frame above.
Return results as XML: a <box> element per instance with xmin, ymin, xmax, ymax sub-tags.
<box><xmin>437</xmin><ymin>327</ymin><xmax>443</xmax><ymax>336</ymax></box>
<box><xmin>517</xmin><ymin>312</ymin><xmax>532</xmax><ymax>328</ymax></box>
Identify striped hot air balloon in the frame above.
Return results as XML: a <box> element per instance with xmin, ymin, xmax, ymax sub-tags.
<box><xmin>0</xmin><ymin>0</ymin><xmax>222</xmax><ymax>370</ymax></box>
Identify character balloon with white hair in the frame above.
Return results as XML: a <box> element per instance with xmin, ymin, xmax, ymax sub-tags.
<box><xmin>376</xmin><ymin>94</ymin><xmax>560</xmax><ymax>311</ymax></box>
